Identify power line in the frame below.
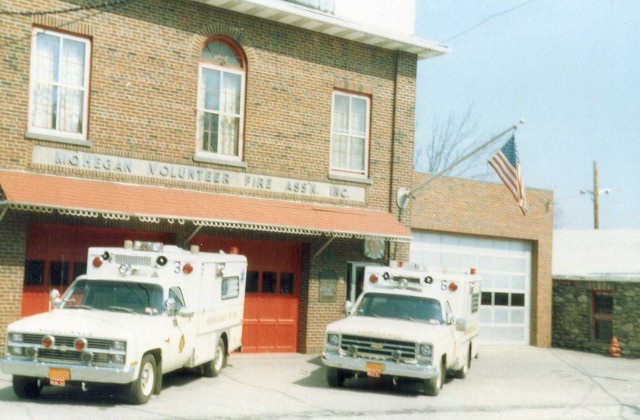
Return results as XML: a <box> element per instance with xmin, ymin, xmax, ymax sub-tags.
<box><xmin>0</xmin><ymin>0</ymin><xmax>135</xmax><ymax>16</ymax></box>
<box><xmin>444</xmin><ymin>0</ymin><xmax>538</xmax><ymax>42</ymax></box>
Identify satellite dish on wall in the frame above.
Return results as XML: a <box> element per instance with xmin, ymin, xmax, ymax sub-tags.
<box><xmin>364</xmin><ymin>238</ymin><xmax>385</xmax><ymax>259</ymax></box>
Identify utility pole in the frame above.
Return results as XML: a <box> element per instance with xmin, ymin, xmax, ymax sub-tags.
<box><xmin>581</xmin><ymin>160</ymin><xmax>610</xmax><ymax>230</ymax></box>
<box><xmin>593</xmin><ymin>161</ymin><xmax>599</xmax><ymax>229</ymax></box>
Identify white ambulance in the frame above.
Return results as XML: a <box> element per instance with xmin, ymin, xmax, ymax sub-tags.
<box><xmin>1</xmin><ymin>240</ymin><xmax>247</xmax><ymax>404</ymax></box>
<box><xmin>322</xmin><ymin>263</ymin><xmax>481</xmax><ymax>396</ymax></box>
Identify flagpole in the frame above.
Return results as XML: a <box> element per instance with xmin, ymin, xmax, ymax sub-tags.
<box><xmin>397</xmin><ymin>119</ymin><xmax>524</xmax><ymax>209</ymax></box>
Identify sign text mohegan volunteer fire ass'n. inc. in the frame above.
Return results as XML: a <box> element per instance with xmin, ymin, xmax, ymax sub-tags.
<box><xmin>32</xmin><ymin>146</ymin><xmax>365</xmax><ymax>202</ymax></box>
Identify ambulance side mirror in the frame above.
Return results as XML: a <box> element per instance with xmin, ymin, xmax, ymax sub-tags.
<box><xmin>344</xmin><ymin>300</ymin><xmax>355</xmax><ymax>315</ymax></box>
<box><xmin>446</xmin><ymin>313</ymin><xmax>455</xmax><ymax>325</ymax></box>
<box><xmin>456</xmin><ymin>318</ymin><xmax>467</xmax><ymax>331</ymax></box>
<box><xmin>49</xmin><ymin>289</ymin><xmax>63</xmax><ymax>308</ymax></box>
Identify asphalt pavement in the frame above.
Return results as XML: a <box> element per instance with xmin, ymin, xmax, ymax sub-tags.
<box><xmin>0</xmin><ymin>346</ymin><xmax>638</xmax><ymax>419</ymax></box>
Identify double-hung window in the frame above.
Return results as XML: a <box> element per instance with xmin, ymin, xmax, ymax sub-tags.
<box><xmin>196</xmin><ymin>39</ymin><xmax>245</xmax><ymax>162</ymax></box>
<box><xmin>28</xmin><ymin>28</ymin><xmax>91</xmax><ymax>142</ymax></box>
<box><xmin>592</xmin><ymin>291</ymin><xmax>613</xmax><ymax>342</ymax></box>
<box><xmin>330</xmin><ymin>91</ymin><xmax>370</xmax><ymax>177</ymax></box>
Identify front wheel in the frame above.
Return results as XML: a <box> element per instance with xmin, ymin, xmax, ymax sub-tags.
<box><xmin>127</xmin><ymin>354</ymin><xmax>156</xmax><ymax>404</ymax></box>
<box><xmin>455</xmin><ymin>345</ymin><xmax>471</xmax><ymax>379</ymax></box>
<box><xmin>202</xmin><ymin>336</ymin><xmax>227</xmax><ymax>378</ymax></box>
<box><xmin>424</xmin><ymin>359</ymin><xmax>445</xmax><ymax>396</ymax></box>
<box><xmin>326</xmin><ymin>367</ymin><xmax>346</xmax><ymax>388</ymax></box>
<box><xmin>13</xmin><ymin>376</ymin><xmax>41</xmax><ymax>399</ymax></box>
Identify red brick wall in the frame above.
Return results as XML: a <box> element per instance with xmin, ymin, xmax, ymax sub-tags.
<box><xmin>410</xmin><ymin>174</ymin><xmax>554</xmax><ymax>346</ymax></box>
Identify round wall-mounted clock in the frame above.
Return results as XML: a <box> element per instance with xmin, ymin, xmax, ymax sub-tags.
<box><xmin>364</xmin><ymin>238</ymin><xmax>385</xmax><ymax>259</ymax></box>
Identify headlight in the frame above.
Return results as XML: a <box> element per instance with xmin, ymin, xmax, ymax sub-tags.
<box><xmin>327</xmin><ymin>334</ymin><xmax>340</xmax><ymax>346</ymax></box>
<box><xmin>9</xmin><ymin>346</ymin><xmax>24</xmax><ymax>356</ymax></box>
<box><xmin>419</xmin><ymin>343</ymin><xmax>432</xmax><ymax>357</ymax></box>
<box><xmin>112</xmin><ymin>340</ymin><xmax>126</xmax><ymax>351</ymax></box>
<box><xmin>9</xmin><ymin>333</ymin><xmax>24</xmax><ymax>343</ymax></box>
<box><xmin>110</xmin><ymin>354</ymin><xmax>125</xmax><ymax>364</ymax></box>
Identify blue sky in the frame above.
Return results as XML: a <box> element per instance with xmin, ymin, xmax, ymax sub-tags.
<box><xmin>414</xmin><ymin>0</ymin><xmax>640</xmax><ymax>230</ymax></box>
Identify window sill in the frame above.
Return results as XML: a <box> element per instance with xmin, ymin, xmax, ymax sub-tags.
<box><xmin>26</xmin><ymin>131</ymin><xmax>92</xmax><ymax>147</ymax></box>
<box><xmin>193</xmin><ymin>153</ymin><xmax>248</xmax><ymax>169</ymax></box>
<box><xmin>328</xmin><ymin>173</ymin><xmax>372</xmax><ymax>185</ymax></box>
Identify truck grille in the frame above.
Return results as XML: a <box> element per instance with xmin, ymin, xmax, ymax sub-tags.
<box><xmin>18</xmin><ymin>333</ymin><xmax>124</xmax><ymax>367</ymax></box>
<box><xmin>340</xmin><ymin>335</ymin><xmax>416</xmax><ymax>359</ymax></box>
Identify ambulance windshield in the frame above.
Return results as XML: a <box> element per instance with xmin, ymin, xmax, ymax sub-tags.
<box><xmin>355</xmin><ymin>292</ymin><xmax>443</xmax><ymax>323</ymax></box>
<box><xmin>60</xmin><ymin>279</ymin><xmax>164</xmax><ymax>315</ymax></box>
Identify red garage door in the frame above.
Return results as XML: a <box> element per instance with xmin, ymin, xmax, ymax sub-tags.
<box><xmin>22</xmin><ymin>224</ymin><xmax>170</xmax><ymax>317</ymax></box>
<box><xmin>194</xmin><ymin>237</ymin><xmax>301</xmax><ymax>353</ymax></box>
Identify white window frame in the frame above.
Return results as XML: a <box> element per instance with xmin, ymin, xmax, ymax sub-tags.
<box><xmin>329</xmin><ymin>91</ymin><xmax>370</xmax><ymax>178</ymax></box>
<box><xmin>195</xmin><ymin>62</ymin><xmax>245</xmax><ymax>164</ymax></box>
<box><xmin>27</xmin><ymin>28</ymin><xmax>91</xmax><ymax>144</ymax></box>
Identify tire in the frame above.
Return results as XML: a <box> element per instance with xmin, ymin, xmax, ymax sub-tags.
<box><xmin>13</xmin><ymin>375</ymin><xmax>41</xmax><ymax>399</ymax></box>
<box><xmin>202</xmin><ymin>336</ymin><xmax>226</xmax><ymax>378</ymax></box>
<box><xmin>326</xmin><ymin>367</ymin><xmax>346</xmax><ymax>388</ymax></box>
<box><xmin>424</xmin><ymin>359</ymin><xmax>445</xmax><ymax>396</ymax></box>
<box><xmin>127</xmin><ymin>354</ymin><xmax>156</xmax><ymax>404</ymax></box>
<box><xmin>455</xmin><ymin>345</ymin><xmax>471</xmax><ymax>379</ymax></box>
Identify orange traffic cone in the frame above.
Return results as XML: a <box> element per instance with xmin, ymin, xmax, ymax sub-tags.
<box><xmin>609</xmin><ymin>336</ymin><xmax>621</xmax><ymax>357</ymax></box>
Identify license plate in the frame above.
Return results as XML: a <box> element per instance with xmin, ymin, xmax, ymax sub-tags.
<box><xmin>365</xmin><ymin>362</ymin><xmax>384</xmax><ymax>378</ymax></box>
<box><xmin>48</xmin><ymin>368</ymin><xmax>70</xmax><ymax>386</ymax></box>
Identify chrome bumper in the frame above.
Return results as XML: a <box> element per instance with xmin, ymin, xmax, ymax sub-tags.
<box><xmin>0</xmin><ymin>358</ymin><xmax>137</xmax><ymax>384</ymax></box>
<box><xmin>322</xmin><ymin>351</ymin><xmax>437</xmax><ymax>380</ymax></box>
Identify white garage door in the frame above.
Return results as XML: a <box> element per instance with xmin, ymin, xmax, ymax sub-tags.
<box><xmin>410</xmin><ymin>232</ymin><xmax>531</xmax><ymax>345</ymax></box>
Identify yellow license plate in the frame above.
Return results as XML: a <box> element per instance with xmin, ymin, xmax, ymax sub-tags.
<box><xmin>365</xmin><ymin>362</ymin><xmax>384</xmax><ymax>378</ymax></box>
<box><xmin>48</xmin><ymin>368</ymin><xmax>71</xmax><ymax>386</ymax></box>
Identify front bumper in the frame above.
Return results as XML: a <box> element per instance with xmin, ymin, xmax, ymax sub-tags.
<box><xmin>322</xmin><ymin>351</ymin><xmax>437</xmax><ymax>380</ymax></box>
<box><xmin>0</xmin><ymin>358</ymin><xmax>137</xmax><ymax>384</ymax></box>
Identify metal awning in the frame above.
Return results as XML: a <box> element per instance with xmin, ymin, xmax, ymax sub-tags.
<box><xmin>0</xmin><ymin>170</ymin><xmax>410</xmax><ymax>242</ymax></box>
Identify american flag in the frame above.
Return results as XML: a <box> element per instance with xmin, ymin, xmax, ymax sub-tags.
<box><xmin>489</xmin><ymin>135</ymin><xmax>527</xmax><ymax>215</ymax></box>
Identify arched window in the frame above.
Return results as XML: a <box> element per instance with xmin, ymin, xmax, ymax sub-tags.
<box><xmin>196</xmin><ymin>38</ymin><xmax>245</xmax><ymax>161</ymax></box>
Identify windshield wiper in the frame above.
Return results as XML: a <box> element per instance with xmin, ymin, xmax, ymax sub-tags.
<box><xmin>65</xmin><ymin>305</ymin><xmax>94</xmax><ymax>310</ymax></box>
<box><xmin>106</xmin><ymin>306</ymin><xmax>137</xmax><ymax>314</ymax></box>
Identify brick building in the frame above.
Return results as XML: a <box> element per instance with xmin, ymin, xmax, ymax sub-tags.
<box><xmin>0</xmin><ymin>0</ymin><xmax>450</xmax><ymax>353</ymax></box>
<box><xmin>0</xmin><ymin>0</ymin><xmax>554</xmax><ymax>355</ymax></box>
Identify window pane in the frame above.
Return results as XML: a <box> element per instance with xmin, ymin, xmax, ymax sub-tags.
<box><xmin>262</xmin><ymin>272</ymin><xmax>277</xmax><ymax>293</ymax></box>
<box><xmin>350</xmin><ymin>97</ymin><xmax>367</xmax><ymax>135</ymax></box>
<box><xmin>35</xmin><ymin>33</ymin><xmax>59</xmax><ymax>82</ymax></box>
<box><xmin>331</xmin><ymin>134</ymin><xmax>348</xmax><ymax>169</ymax></box>
<box><xmin>219</xmin><ymin>115</ymin><xmax>239</xmax><ymax>156</ymax></box>
<box><xmin>222</xmin><ymin>72</ymin><xmax>241</xmax><ymax>114</ymax></box>
<box><xmin>201</xmin><ymin>41</ymin><xmax>241</xmax><ymax>68</ymax></box>
<box><xmin>202</xmin><ymin>68</ymin><xmax>221</xmax><ymax>111</ymax></box>
<box><xmin>481</xmin><ymin>291</ymin><xmax>492</xmax><ymax>305</ymax></box>
<box><xmin>595</xmin><ymin>293</ymin><xmax>613</xmax><ymax>313</ymax></box>
<box><xmin>595</xmin><ymin>319</ymin><xmax>613</xmax><ymax>342</ymax></box>
<box><xmin>511</xmin><ymin>293</ymin><xmax>525</xmax><ymax>307</ymax></box>
<box><xmin>349</xmin><ymin>136</ymin><xmax>365</xmax><ymax>171</ymax></box>
<box><xmin>333</xmin><ymin>94</ymin><xmax>349</xmax><ymax>132</ymax></box>
<box><xmin>246</xmin><ymin>271</ymin><xmax>258</xmax><ymax>293</ymax></box>
<box><xmin>32</xmin><ymin>84</ymin><xmax>58</xmax><ymax>129</ymax></box>
<box><xmin>61</xmin><ymin>38</ymin><xmax>86</xmax><ymax>86</ymax></box>
<box><xmin>50</xmin><ymin>261</ymin><xmax>69</xmax><ymax>287</ymax></box>
<box><xmin>201</xmin><ymin>112</ymin><xmax>219</xmax><ymax>152</ymax></box>
<box><xmin>494</xmin><ymin>292</ymin><xmax>509</xmax><ymax>306</ymax></box>
<box><xmin>222</xmin><ymin>277</ymin><xmax>240</xmax><ymax>299</ymax></box>
<box><xmin>24</xmin><ymin>260</ymin><xmax>45</xmax><ymax>286</ymax></box>
<box><xmin>280</xmin><ymin>273</ymin><xmax>294</xmax><ymax>294</ymax></box>
<box><xmin>59</xmin><ymin>88</ymin><xmax>84</xmax><ymax>133</ymax></box>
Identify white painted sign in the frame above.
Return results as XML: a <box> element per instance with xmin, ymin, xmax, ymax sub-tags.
<box><xmin>32</xmin><ymin>146</ymin><xmax>365</xmax><ymax>202</ymax></box>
